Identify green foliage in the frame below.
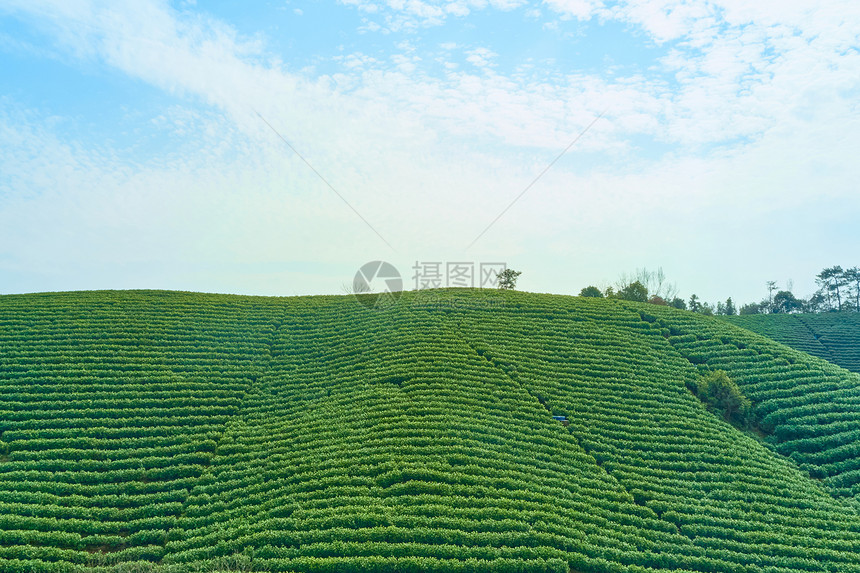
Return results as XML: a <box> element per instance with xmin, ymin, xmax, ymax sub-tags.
<box><xmin>817</xmin><ymin>265</ymin><xmax>847</xmax><ymax>311</ymax></box>
<box><xmin>690</xmin><ymin>370</ymin><xmax>751</xmax><ymax>425</ymax></box>
<box><xmin>615</xmin><ymin>280</ymin><xmax>648</xmax><ymax>302</ymax></box>
<box><xmin>687</xmin><ymin>294</ymin><xmax>701</xmax><ymax>313</ymax></box>
<box><xmin>749</xmin><ymin>264</ymin><xmax>860</xmax><ymax>314</ymax></box>
<box><xmin>847</xmin><ymin>266</ymin><xmax>860</xmax><ymax>311</ymax></box>
<box><xmin>739</xmin><ymin>301</ymin><xmax>764</xmax><ymax>315</ymax></box>
<box><xmin>615</xmin><ymin>267</ymin><xmax>678</xmax><ymax>301</ymax></box>
<box><xmin>716</xmin><ymin>298</ymin><xmax>736</xmax><ymax>316</ymax></box>
<box><xmin>497</xmin><ymin>269</ymin><xmax>522</xmax><ymax>290</ymax></box>
<box><xmin>578</xmin><ymin>286</ymin><xmax>603</xmax><ymax>298</ymax></box>
<box><xmin>772</xmin><ymin>290</ymin><xmax>802</xmax><ymax>313</ymax></box>
<box><xmin>724</xmin><ymin>297</ymin><xmax>736</xmax><ymax>316</ymax></box>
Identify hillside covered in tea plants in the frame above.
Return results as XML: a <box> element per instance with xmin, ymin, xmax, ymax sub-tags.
<box><xmin>728</xmin><ymin>312</ymin><xmax>860</xmax><ymax>374</ymax></box>
<box><xmin>3</xmin><ymin>289</ymin><xmax>860</xmax><ymax>573</ymax></box>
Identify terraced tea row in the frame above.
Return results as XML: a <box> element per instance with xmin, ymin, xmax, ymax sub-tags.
<box><xmin>729</xmin><ymin>313</ymin><xmax>860</xmax><ymax>373</ymax></box>
<box><xmin>2</xmin><ymin>290</ymin><xmax>860</xmax><ymax>572</ymax></box>
<box><xmin>165</xmin><ymin>300</ymin><xmax>677</xmax><ymax>573</ymax></box>
<box><xmin>456</xmin><ymin>293</ymin><xmax>860</xmax><ymax>573</ymax></box>
<box><xmin>644</xmin><ymin>304</ymin><xmax>860</xmax><ymax>501</ymax></box>
<box><xmin>0</xmin><ymin>291</ymin><xmax>283</xmax><ymax>571</ymax></box>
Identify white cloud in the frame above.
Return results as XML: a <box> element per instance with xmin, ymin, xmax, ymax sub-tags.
<box><xmin>465</xmin><ymin>46</ymin><xmax>497</xmax><ymax>68</ymax></box>
<box><xmin>339</xmin><ymin>0</ymin><xmax>526</xmax><ymax>28</ymax></box>
<box><xmin>542</xmin><ymin>0</ymin><xmax>604</xmax><ymax>21</ymax></box>
<box><xmin>444</xmin><ymin>0</ymin><xmax>471</xmax><ymax>17</ymax></box>
<box><xmin>614</xmin><ymin>0</ymin><xmax>717</xmax><ymax>44</ymax></box>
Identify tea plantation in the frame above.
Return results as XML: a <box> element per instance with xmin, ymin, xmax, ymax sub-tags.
<box><xmin>728</xmin><ymin>313</ymin><xmax>860</xmax><ymax>374</ymax></box>
<box><xmin>2</xmin><ymin>290</ymin><xmax>860</xmax><ymax>573</ymax></box>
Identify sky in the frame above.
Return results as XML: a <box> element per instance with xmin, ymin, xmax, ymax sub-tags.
<box><xmin>0</xmin><ymin>0</ymin><xmax>858</xmax><ymax>304</ymax></box>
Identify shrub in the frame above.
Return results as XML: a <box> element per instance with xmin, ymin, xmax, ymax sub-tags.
<box><xmin>691</xmin><ymin>370</ymin><xmax>751</xmax><ymax>425</ymax></box>
<box><xmin>616</xmin><ymin>281</ymin><xmax>648</xmax><ymax>303</ymax></box>
<box><xmin>579</xmin><ymin>286</ymin><xmax>603</xmax><ymax>298</ymax></box>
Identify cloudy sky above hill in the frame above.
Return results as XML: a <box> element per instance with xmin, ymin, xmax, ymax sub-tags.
<box><xmin>0</xmin><ymin>0</ymin><xmax>858</xmax><ymax>303</ymax></box>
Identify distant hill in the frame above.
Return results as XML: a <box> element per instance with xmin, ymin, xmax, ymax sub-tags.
<box><xmin>728</xmin><ymin>312</ymin><xmax>860</xmax><ymax>373</ymax></box>
<box><xmin>2</xmin><ymin>290</ymin><xmax>860</xmax><ymax>572</ymax></box>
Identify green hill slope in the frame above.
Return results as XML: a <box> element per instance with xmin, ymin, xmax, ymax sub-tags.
<box><xmin>2</xmin><ymin>290</ymin><xmax>860</xmax><ymax>573</ymax></box>
<box><xmin>728</xmin><ymin>313</ymin><xmax>860</xmax><ymax>373</ymax></box>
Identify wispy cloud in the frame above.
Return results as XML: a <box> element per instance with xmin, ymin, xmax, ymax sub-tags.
<box><xmin>0</xmin><ymin>0</ymin><xmax>858</xmax><ymax>300</ymax></box>
<box><xmin>338</xmin><ymin>0</ymin><xmax>529</xmax><ymax>29</ymax></box>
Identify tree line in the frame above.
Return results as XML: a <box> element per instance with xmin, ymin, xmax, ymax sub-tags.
<box><xmin>578</xmin><ymin>267</ymin><xmax>737</xmax><ymax>316</ymax></box>
<box><xmin>739</xmin><ymin>266</ymin><xmax>860</xmax><ymax>314</ymax></box>
<box><xmin>578</xmin><ymin>265</ymin><xmax>860</xmax><ymax>316</ymax></box>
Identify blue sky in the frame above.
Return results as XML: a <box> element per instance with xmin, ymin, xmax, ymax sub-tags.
<box><xmin>0</xmin><ymin>0</ymin><xmax>858</xmax><ymax>304</ymax></box>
